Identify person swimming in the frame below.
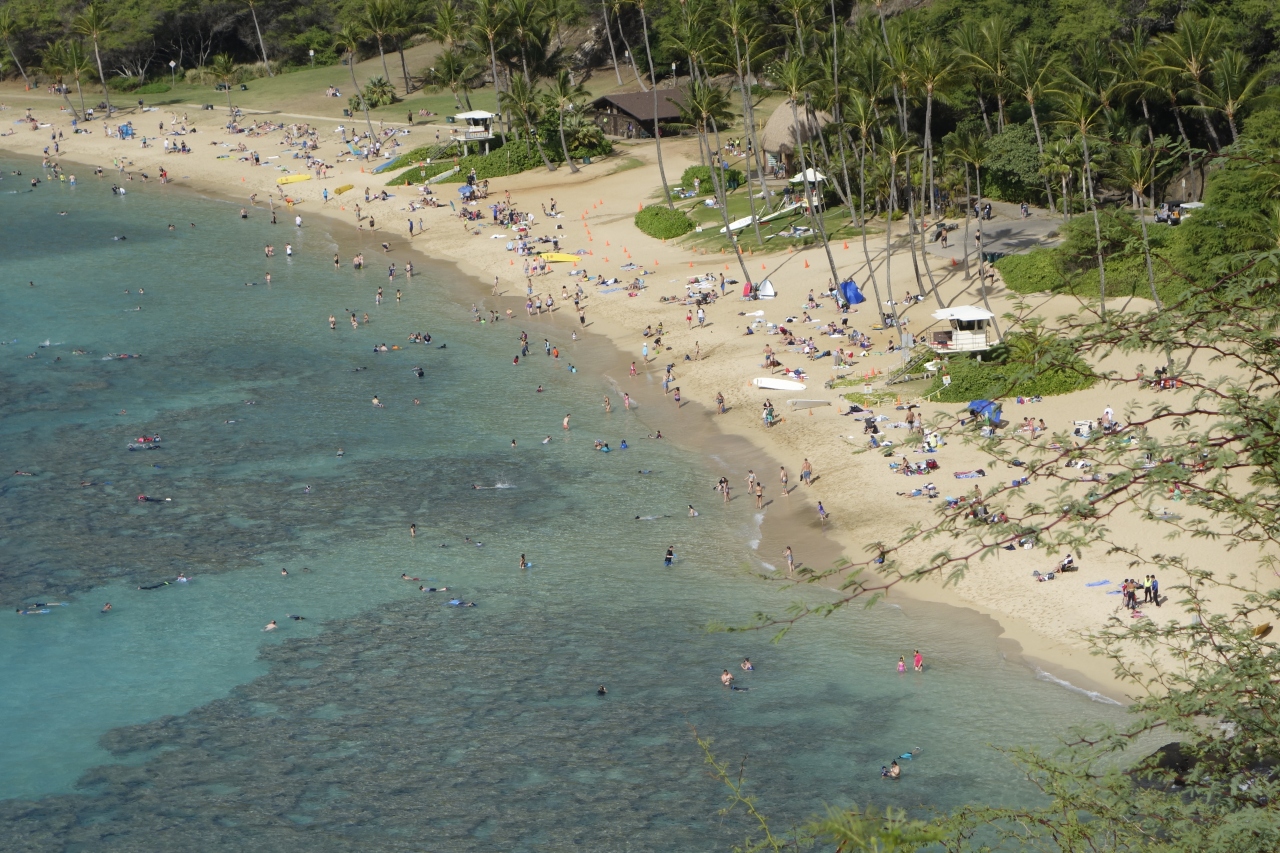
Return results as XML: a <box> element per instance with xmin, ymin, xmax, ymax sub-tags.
<box><xmin>447</xmin><ymin>599</ymin><xmax>476</xmax><ymax>607</ymax></box>
<box><xmin>263</xmin><ymin>620</ymin><xmax>278</xmax><ymax>631</ymax></box>
<box><xmin>741</xmin><ymin>658</ymin><xmax>754</xmax><ymax>671</ymax></box>
<box><xmin>419</xmin><ymin>586</ymin><xmax>449</xmax><ymax>592</ymax></box>
<box><xmin>688</xmin><ymin>505</ymin><xmax>699</xmax><ymax>517</ymax></box>
<box><xmin>597</xmin><ymin>685</ymin><xmax>607</xmax><ymax>695</ymax></box>
<box><xmin>287</xmin><ymin>615</ymin><xmax>306</xmax><ymax>621</ymax></box>
<box><xmin>401</xmin><ymin>573</ymin><xmax>420</xmax><ymax>581</ymax></box>
<box><xmin>519</xmin><ymin>554</ymin><xmax>529</xmax><ymax>569</ymax></box>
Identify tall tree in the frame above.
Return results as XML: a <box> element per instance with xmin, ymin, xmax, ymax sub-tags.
<box><xmin>501</xmin><ymin>74</ymin><xmax>558</xmax><ymax>172</ymax></box>
<box><xmin>362</xmin><ymin>0</ymin><xmax>396</xmax><ymax>92</ymax></box>
<box><xmin>1054</xmin><ymin>91</ymin><xmax>1109</xmax><ymax>319</ymax></box>
<box><xmin>0</xmin><ymin>9</ymin><xmax>30</xmax><ymax>88</ymax></box>
<box><xmin>1194</xmin><ymin>49</ymin><xmax>1273</xmax><ymax>144</ymax></box>
<box><xmin>1113</xmin><ymin>136</ymin><xmax>1166</xmax><ymax>307</ymax></box>
<box><xmin>244</xmin><ymin>0</ymin><xmax>273</xmax><ymax>75</ymax></box>
<box><xmin>599</xmin><ymin>0</ymin><xmax>623</xmax><ymax>85</ymax></box>
<box><xmin>469</xmin><ymin>0</ymin><xmax>509</xmax><ymax>141</ymax></box>
<box><xmin>546</xmin><ymin>69</ymin><xmax>586</xmax><ymax>173</ymax></box>
<box><xmin>333</xmin><ymin>26</ymin><xmax>379</xmax><ymax>151</ymax></box>
<box><xmin>388</xmin><ymin>0</ymin><xmax>418</xmax><ymax>94</ymax></box>
<box><xmin>610</xmin><ymin>0</ymin><xmax>647</xmax><ymax>91</ymax></box>
<box><xmin>1155</xmin><ymin>13</ymin><xmax>1224</xmax><ymax>151</ymax></box>
<box><xmin>912</xmin><ymin>36</ymin><xmax>955</xmax><ymax>217</ymax></box>
<box><xmin>40</xmin><ymin>41</ymin><xmax>86</xmax><ymax>119</ymax></box>
<box><xmin>210</xmin><ymin>53</ymin><xmax>238</xmax><ymax>114</ymax></box>
<box><xmin>73</xmin><ymin>5</ymin><xmax>112</xmax><ymax>114</ymax></box>
<box><xmin>636</xmin><ymin>0</ymin><xmax>674</xmax><ymax>210</ymax></box>
<box><xmin>1006</xmin><ymin>38</ymin><xmax>1056</xmax><ymax>213</ymax></box>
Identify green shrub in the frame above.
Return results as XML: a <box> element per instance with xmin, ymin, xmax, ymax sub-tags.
<box><xmin>679</xmin><ymin>164</ymin><xmax>745</xmax><ymax>194</ymax></box>
<box><xmin>385</xmin><ymin>143</ymin><xmax>550</xmax><ymax>186</ymax></box>
<box><xmin>635</xmin><ymin>204</ymin><xmax>696</xmax><ymax>239</ymax></box>
<box><xmin>995</xmin><ymin>250</ymin><xmax>1064</xmax><ymax>294</ymax></box>
<box><xmin>925</xmin><ymin>332</ymin><xmax>1097</xmax><ymax>402</ymax></box>
<box><xmin>134</xmin><ymin>81</ymin><xmax>172</xmax><ymax>95</ymax></box>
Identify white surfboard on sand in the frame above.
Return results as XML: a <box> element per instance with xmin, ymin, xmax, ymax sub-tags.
<box><xmin>754</xmin><ymin>377</ymin><xmax>806</xmax><ymax>391</ymax></box>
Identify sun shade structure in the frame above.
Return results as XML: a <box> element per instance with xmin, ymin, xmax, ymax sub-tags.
<box><xmin>759</xmin><ymin>104</ymin><xmax>832</xmax><ymax>172</ymax></box>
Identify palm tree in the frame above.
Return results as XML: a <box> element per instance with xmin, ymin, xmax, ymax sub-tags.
<box><xmin>773</xmin><ymin>54</ymin><xmax>841</xmax><ymax>291</ymax></box>
<box><xmin>1112</xmin><ymin>137</ymin><xmax>1166</xmax><ymax>307</ymax></box>
<box><xmin>609</xmin><ymin>0</ymin><xmax>647</xmax><ymax>91</ymax></box>
<box><xmin>73</xmin><ymin>5</ymin><xmax>112</xmax><ymax>114</ymax></box>
<box><xmin>599</xmin><ymin>0</ymin><xmax>623</xmax><ymax>84</ymax></box>
<box><xmin>469</xmin><ymin>0</ymin><xmax>509</xmax><ymax>140</ymax></box>
<box><xmin>428</xmin><ymin>48</ymin><xmax>478</xmax><ymax>110</ymax></box>
<box><xmin>506</xmin><ymin>0</ymin><xmax>547</xmax><ymax>85</ymax></box>
<box><xmin>635</xmin><ymin>0</ymin><xmax>674</xmax><ymax>210</ymax></box>
<box><xmin>40</xmin><ymin>42</ymin><xmax>82</xmax><ymax>119</ymax></box>
<box><xmin>0</xmin><ymin>9</ymin><xmax>30</xmax><ymax>88</ymax></box>
<box><xmin>1194</xmin><ymin>49</ymin><xmax>1273</xmax><ymax>144</ymax></box>
<box><xmin>501</xmin><ymin>74</ymin><xmax>558</xmax><ymax>172</ymax></box>
<box><xmin>844</xmin><ymin>90</ymin><xmax>884</xmax><ymax>310</ymax></box>
<box><xmin>913</xmin><ymin>36</ymin><xmax>955</xmax><ymax>216</ymax></box>
<box><xmin>1041</xmin><ymin>136</ymin><xmax>1077</xmax><ymax>220</ymax></box>
<box><xmin>427</xmin><ymin>0</ymin><xmax>466</xmax><ymax>48</ymax></box>
<box><xmin>878</xmin><ymin>125</ymin><xmax>912</xmax><ymax>343</ymax></box>
<box><xmin>948</xmin><ymin>131</ymin><xmax>1002</xmax><ymax>337</ymax></box>
<box><xmin>387</xmin><ymin>0</ymin><xmax>419</xmax><ymax>94</ymax></box>
<box><xmin>952</xmin><ymin>20</ymin><xmax>992</xmax><ymax>135</ymax></box>
<box><xmin>333</xmin><ymin>27</ymin><xmax>378</xmax><ymax>150</ymax></box>
<box><xmin>1054</xmin><ymin>91</ymin><xmax>1108</xmax><ymax>318</ymax></box>
<box><xmin>210</xmin><ymin>53</ymin><xmax>238</xmax><ymax>114</ymax></box>
<box><xmin>244</xmin><ymin>0</ymin><xmax>273</xmax><ymax>75</ymax></box>
<box><xmin>1007</xmin><ymin>38</ymin><xmax>1056</xmax><ymax>212</ymax></box>
<box><xmin>362</xmin><ymin>0</ymin><xmax>396</xmax><ymax>92</ymax></box>
<box><xmin>546</xmin><ymin>69</ymin><xmax>586</xmax><ymax>173</ymax></box>
<box><xmin>1155</xmin><ymin>13</ymin><xmax>1224</xmax><ymax>151</ymax></box>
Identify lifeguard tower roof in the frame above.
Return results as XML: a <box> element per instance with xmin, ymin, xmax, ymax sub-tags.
<box><xmin>932</xmin><ymin>306</ymin><xmax>994</xmax><ymax>322</ymax></box>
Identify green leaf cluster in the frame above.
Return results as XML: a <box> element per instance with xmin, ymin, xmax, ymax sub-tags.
<box><xmin>634</xmin><ymin>204</ymin><xmax>696</xmax><ymax>239</ymax></box>
<box><xmin>384</xmin><ymin>143</ymin><xmax>549</xmax><ymax>186</ymax></box>
<box><xmin>925</xmin><ymin>332</ymin><xmax>1097</xmax><ymax>402</ymax></box>
<box><xmin>679</xmin><ymin>164</ymin><xmax>745</xmax><ymax>195</ymax></box>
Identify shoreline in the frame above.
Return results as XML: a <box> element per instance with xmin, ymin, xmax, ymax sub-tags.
<box><xmin>0</xmin><ymin>108</ymin><xmax>1138</xmax><ymax>702</ymax></box>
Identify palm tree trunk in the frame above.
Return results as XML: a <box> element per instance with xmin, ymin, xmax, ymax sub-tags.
<box><xmin>790</xmin><ymin>98</ymin><xmax>840</xmax><ymax>290</ymax></box>
<box><xmin>1028</xmin><ymin>101</ymin><xmax>1055</xmax><ymax>213</ymax></box>
<box><xmin>377</xmin><ymin>41</ymin><xmax>392</xmax><ymax>87</ymax></box>
<box><xmin>486</xmin><ymin>40</ymin><xmax>507</xmax><ymax>145</ymax></box>
<box><xmin>350</xmin><ymin>62</ymin><xmax>377</xmax><ymax>151</ymax></box>
<box><xmin>884</xmin><ymin>159</ymin><xmax>902</xmax><ymax>347</ymax></box>
<box><xmin>741</xmin><ymin>48</ymin><xmax>771</xmax><ymax>213</ymax></box>
<box><xmin>709</xmin><ymin>117</ymin><xmax>755</xmax><ymax>289</ymax></box>
<box><xmin>1080</xmin><ymin>131</ymin><xmax>1107</xmax><ymax>319</ymax></box>
<box><xmin>92</xmin><ymin>40</ymin><xmax>111</xmax><ymax>112</ymax></box>
<box><xmin>6</xmin><ymin>42</ymin><xmax>30</xmax><ymax>87</ymax></box>
<box><xmin>615</xmin><ymin>13</ymin><xmax>647</xmax><ymax>91</ymax></box>
<box><xmin>524</xmin><ymin>112</ymin><xmax>557</xmax><ymax>171</ymax></box>
<box><xmin>1193</xmin><ymin>97</ymin><xmax>1222</xmax><ymax>150</ymax></box>
<box><xmin>973</xmin><ymin>163</ymin><xmax>1002</xmax><ymax>341</ymax></box>
<box><xmin>961</xmin><ymin>165</ymin><xmax>972</xmax><ymax>280</ymax></box>
<box><xmin>638</xmin><ymin>4</ymin><xmax>673</xmax><ymax>210</ymax></box>
<box><xmin>558</xmin><ymin>108</ymin><xmax>579</xmax><ymax>172</ymax></box>
<box><xmin>1171</xmin><ymin>106</ymin><xmax>1196</xmax><ymax>200</ymax></box>
<box><xmin>914</xmin><ymin>152</ymin><xmax>943</xmax><ymax>308</ymax></box>
<box><xmin>731</xmin><ymin>42</ymin><xmax>765</xmax><ymax>245</ymax></box>
<box><xmin>857</xmin><ymin>135</ymin><xmax>885</xmax><ymax>311</ymax></box>
<box><xmin>903</xmin><ymin>152</ymin><xmax>928</xmax><ymax>302</ymax></box>
<box><xmin>398</xmin><ymin>44</ymin><xmax>412</xmax><ymax>94</ymax></box>
<box><xmin>601</xmin><ymin>0</ymin><xmax>623</xmax><ymax>85</ymax></box>
<box><xmin>1135</xmin><ymin>189</ymin><xmax>1161</xmax><ymax>308</ymax></box>
<box><xmin>75</xmin><ymin>78</ymin><xmax>86</xmax><ymax>118</ymax></box>
<box><xmin>249</xmin><ymin>6</ymin><xmax>273</xmax><ymax>76</ymax></box>
<box><xmin>924</xmin><ymin>91</ymin><xmax>936</xmax><ymax>216</ymax></box>
<box><xmin>976</xmin><ymin>91</ymin><xmax>991</xmax><ymax>136</ymax></box>
<box><xmin>60</xmin><ymin>85</ymin><xmax>80</xmax><ymax>120</ymax></box>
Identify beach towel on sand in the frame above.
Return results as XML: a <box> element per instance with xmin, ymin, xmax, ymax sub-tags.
<box><xmin>954</xmin><ymin>470</ymin><xmax>986</xmax><ymax>479</ymax></box>
<box><xmin>1086</xmin><ymin>580</ymin><xmax>1112</xmax><ymax>587</ymax></box>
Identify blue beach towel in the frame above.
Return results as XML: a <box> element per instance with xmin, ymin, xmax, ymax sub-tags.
<box><xmin>1085</xmin><ymin>580</ymin><xmax>1112</xmax><ymax>587</ymax></box>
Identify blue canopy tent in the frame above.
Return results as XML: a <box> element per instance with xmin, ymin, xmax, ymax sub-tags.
<box><xmin>968</xmin><ymin>399</ymin><xmax>1003</xmax><ymax>425</ymax></box>
<box><xmin>839</xmin><ymin>279</ymin><xmax>867</xmax><ymax>306</ymax></box>
<box><xmin>458</xmin><ymin>185</ymin><xmax>474</xmax><ymax>197</ymax></box>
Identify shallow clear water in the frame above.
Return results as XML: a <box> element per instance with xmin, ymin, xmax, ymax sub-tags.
<box><xmin>0</xmin><ymin>158</ymin><xmax>1126</xmax><ymax>849</ymax></box>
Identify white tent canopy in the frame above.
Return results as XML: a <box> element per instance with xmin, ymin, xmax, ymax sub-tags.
<box><xmin>932</xmin><ymin>305</ymin><xmax>994</xmax><ymax>322</ymax></box>
<box><xmin>789</xmin><ymin>168</ymin><xmax>826</xmax><ymax>183</ymax></box>
<box><xmin>454</xmin><ymin>110</ymin><xmax>496</xmax><ymax>120</ymax></box>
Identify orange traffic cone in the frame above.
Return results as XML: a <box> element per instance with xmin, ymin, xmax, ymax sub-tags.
<box><xmin>761</xmin><ymin>263</ymin><xmax>766</xmax><ymax>270</ymax></box>
<box><xmin>689</xmin><ymin>261</ymin><xmax>694</xmax><ymax>268</ymax></box>
<box><xmin>804</xmin><ymin>259</ymin><xmax>810</xmax><ymax>268</ymax></box>
<box><xmin>843</xmin><ymin>241</ymin><xmax>849</xmax><ymax>249</ymax></box>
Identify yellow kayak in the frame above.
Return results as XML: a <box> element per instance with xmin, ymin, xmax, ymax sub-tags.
<box><xmin>277</xmin><ymin>174</ymin><xmax>311</xmax><ymax>185</ymax></box>
<box><xmin>334</xmin><ymin>184</ymin><xmax>355</xmax><ymax>195</ymax></box>
<box><xmin>539</xmin><ymin>252</ymin><xmax>582</xmax><ymax>263</ymax></box>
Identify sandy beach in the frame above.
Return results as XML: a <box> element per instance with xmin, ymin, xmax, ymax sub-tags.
<box><xmin>3</xmin><ymin>90</ymin><xmax>1238</xmax><ymax>702</ymax></box>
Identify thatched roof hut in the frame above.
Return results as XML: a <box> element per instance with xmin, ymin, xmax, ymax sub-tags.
<box><xmin>758</xmin><ymin>102</ymin><xmax>832</xmax><ymax>170</ymax></box>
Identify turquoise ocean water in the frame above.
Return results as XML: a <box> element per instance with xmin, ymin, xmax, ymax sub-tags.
<box><xmin>0</xmin><ymin>158</ymin><xmax>1124</xmax><ymax>850</ymax></box>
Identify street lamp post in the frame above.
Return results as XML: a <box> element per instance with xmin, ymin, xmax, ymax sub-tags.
<box><xmin>671</xmin><ymin>62</ymin><xmax>677</xmax><ymax>88</ymax></box>
<box><xmin>169</xmin><ymin>60</ymin><xmax>176</xmax><ymax>88</ymax></box>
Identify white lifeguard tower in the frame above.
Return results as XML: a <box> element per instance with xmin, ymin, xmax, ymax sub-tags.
<box><xmin>929</xmin><ymin>306</ymin><xmax>995</xmax><ymax>353</ymax></box>
<box><xmin>449</xmin><ymin>110</ymin><xmax>497</xmax><ymax>155</ymax></box>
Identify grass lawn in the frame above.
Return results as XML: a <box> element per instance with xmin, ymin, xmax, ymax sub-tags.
<box><xmin>674</xmin><ymin>189</ymin><xmax>878</xmax><ymax>254</ymax></box>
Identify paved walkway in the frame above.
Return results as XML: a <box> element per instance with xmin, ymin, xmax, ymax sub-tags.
<box><xmin>922</xmin><ymin>200</ymin><xmax>1063</xmax><ymax>264</ymax></box>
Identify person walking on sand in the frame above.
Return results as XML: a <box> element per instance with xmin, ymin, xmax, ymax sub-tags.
<box><xmin>779</xmin><ymin>466</ymin><xmax>789</xmax><ymax>496</ymax></box>
<box><xmin>630</xmin><ymin>362</ymin><xmax>637</xmax><ymax>378</ymax></box>
<box><xmin>817</xmin><ymin>502</ymin><xmax>828</xmax><ymax>527</ymax></box>
<box><xmin>801</xmin><ymin>458</ymin><xmax>813</xmax><ymax>486</ymax></box>
<box><xmin>623</xmin><ymin>392</ymin><xmax>631</xmax><ymax>410</ymax></box>
<box><xmin>913</xmin><ymin>650</ymin><xmax>923</xmax><ymax>672</ymax></box>
<box><xmin>754</xmin><ymin>481</ymin><xmax>764</xmax><ymax>508</ymax></box>
<box><xmin>784</xmin><ymin>546</ymin><xmax>794</xmax><ymax>576</ymax></box>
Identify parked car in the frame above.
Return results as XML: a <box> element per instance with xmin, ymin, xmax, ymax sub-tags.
<box><xmin>1156</xmin><ymin>200</ymin><xmax>1183</xmax><ymax>224</ymax></box>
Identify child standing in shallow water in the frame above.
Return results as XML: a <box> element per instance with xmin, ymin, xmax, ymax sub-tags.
<box><xmin>898</xmin><ymin>657</ymin><xmax>907</xmax><ymax>673</ymax></box>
